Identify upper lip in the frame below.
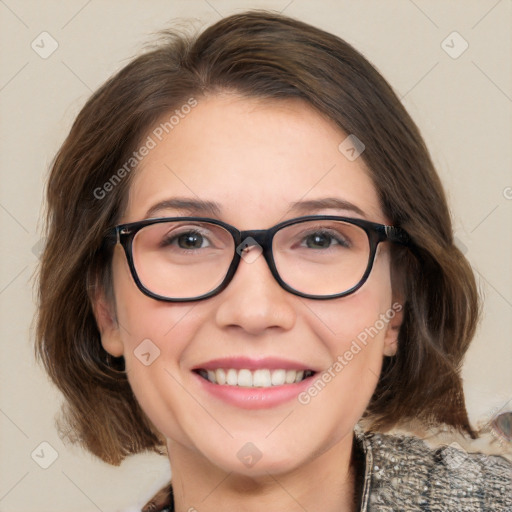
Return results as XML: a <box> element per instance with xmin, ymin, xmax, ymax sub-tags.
<box><xmin>192</xmin><ymin>357</ymin><xmax>318</xmax><ymax>372</ymax></box>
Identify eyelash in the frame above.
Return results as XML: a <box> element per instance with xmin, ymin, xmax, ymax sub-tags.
<box><xmin>160</xmin><ymin>228</ymin><xmax>351</xmax><ymax>252</ymax></box>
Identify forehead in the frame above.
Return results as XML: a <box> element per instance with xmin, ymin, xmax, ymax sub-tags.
<box><xmin>124</xmin><ymin>94</ymin><xmax>385</xmax><ymax>226</ymax></box>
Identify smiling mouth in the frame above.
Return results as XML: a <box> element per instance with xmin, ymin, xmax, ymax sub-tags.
<box><xmin>194</xmin><ymin>368</ymin><xmax>316</xmax><ymax>388</ymax></box>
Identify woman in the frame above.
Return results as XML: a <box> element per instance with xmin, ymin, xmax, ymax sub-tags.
<box><xmin>36</xmin><ymin>10</ymin><xmax>512</xmax><ymax>511</ymax></box>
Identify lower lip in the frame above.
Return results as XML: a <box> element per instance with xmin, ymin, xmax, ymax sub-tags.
<box><xmin>192</xmin><ymin>371</ymin><xmax>316</xmax><ymax>410</ymax></box>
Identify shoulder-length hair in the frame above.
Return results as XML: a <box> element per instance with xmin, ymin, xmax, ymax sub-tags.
<box><xmin>36</xmin><ymin>10</ymin><xmax>480</xmax><ymax>465</ymax></box>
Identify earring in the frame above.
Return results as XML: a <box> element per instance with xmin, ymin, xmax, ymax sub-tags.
<box><xmin>105</xmin><ymin>352</ymin><xmax>126</xmax><ymax>373</ymax></box>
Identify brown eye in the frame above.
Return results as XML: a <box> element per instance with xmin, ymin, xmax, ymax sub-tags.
<box><xmin>302</xmin><ymin>230</ymin><xmax>350</xmax><ymax>249</ymax></box>
<box><xmin>161</xmin><ymin>231</ymin><xmax>208</xmax><ymax>250</ymax></box>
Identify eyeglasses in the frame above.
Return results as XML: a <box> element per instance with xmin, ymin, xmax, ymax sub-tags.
<box><xmin>105</xmin><ymin>215</ymin><xmax>411</xmax><ymax>302</ymax></box>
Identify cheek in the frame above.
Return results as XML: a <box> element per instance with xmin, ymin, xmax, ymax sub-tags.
<box><xmin>110</xmin><ymin>248</ymin><xmax>205</xmax><ymax>439</ymax></box>
<box><xmin>305</xmin><ymin>246</ymin><xmax>393</xmax><ymax>349</ymax></box>
<box><xmin>297</xmin><ymin>286</ymin><xmax>394</xmax><ymax>447</ymax></box>
<box><xmin>303</xmin><ymin>287</ymin><xmax>389</xmax><ymax>403</ymax></box>
<box><xmin>113</xmin><ymin>301</ymin><xmax>208</xmax><ymax>448</ymax></box>
<box><xmin>113</xmin><ymin>270</ymin><xmax>201</xmax><ymax>379</ymax></box>
<box><xmin>111</xmin><ymin>245</ymin><xmax>199</xmax><ymax>352</ymax></box>
<box><xmin>299</xmin><ymin>247</ymin><xmax>394</xmax><ymax>405</ymax></box>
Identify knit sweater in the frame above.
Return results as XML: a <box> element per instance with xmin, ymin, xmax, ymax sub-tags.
<box><xmin>142</xmin><ymin>427</ymin><xmax>512</xmax><ymax>511</ymax></box>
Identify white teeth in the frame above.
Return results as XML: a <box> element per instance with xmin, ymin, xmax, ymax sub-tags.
<box><xmin>238</xmin><ymin>369</ymin><xmax>252</xmax><ymax>387</ymax></box>
<box><xmin>253</xmin><ymin>369</ymin><xmax>271</xmax><ymax>387</ymax></box>
<box><xmin>271</xmin><ymin>369</ymin><xmax>286</xmax><ymax>386</ymax></box>
<box><xmin>199</xmin><ymin>368</ymin><xmax>313</xmax><ymax>387</ymax></box>
<box><xmin>285</xmin><ymin>370</ymin><xmax>297</xmax><ymax>384</ymax></box>
<box><xmin>215</xmin><ymin>368</ymin><xmax>226</xmax><ymax>385</ymax></box>
<box><xmin>226</xmin><ymin>368</ymin><xmax>238</xmax><ymax>385</ymax></box>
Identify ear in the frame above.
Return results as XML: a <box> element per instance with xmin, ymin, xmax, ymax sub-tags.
<box><xmin>382</xmin><ymin>299</ymin><xmax>404</xmax><ymax>357</ymax></box>
<box><xmin>92</xmin><ymin>288</ymin><xmax>124</xmax><ymax>357</ymax></box>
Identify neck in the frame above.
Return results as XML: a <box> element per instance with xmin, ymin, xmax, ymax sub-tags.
<box><xmin>167</xmin><ymin>432</ymin><xmax>360</xmax><ymax>512</ymax></box>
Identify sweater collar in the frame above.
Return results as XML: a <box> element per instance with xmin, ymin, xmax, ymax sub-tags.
<box><xmin>354</xmin><ymin>423</ymin><xmax>372</xmax><ymax>512</ymax></box>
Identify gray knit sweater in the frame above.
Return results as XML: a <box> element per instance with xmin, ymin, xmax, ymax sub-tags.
<box><xmin>357</xmin><ymin>428</ymin><xmax>512</xmax><ymax>511</ymax></box>
<box><xmin>142</xmin><ymin>428</ymin><xmax>512</xmax><ymax>511</ymax></box>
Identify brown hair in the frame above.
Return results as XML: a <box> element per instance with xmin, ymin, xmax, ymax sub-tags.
<box><xmin>36</xmin><ymin>10</ymin><xmax>480</xmax><ymax>465</ymax></box>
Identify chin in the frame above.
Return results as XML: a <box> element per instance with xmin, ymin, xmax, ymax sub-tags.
<box><xmin>201</xmin><ymin>437</ymin><xmax>308</xmax><ymax>478</ymax></box>
<box><xmin>221</xmin><ymin>455</ymin><xmax>303</xmax><ymax>479</ymax></box>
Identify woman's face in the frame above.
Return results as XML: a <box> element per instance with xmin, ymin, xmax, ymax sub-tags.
<box><xmin>97</xmin><ymin>94</ymin><xmax>401</xmax><ymax>476</ymax></box>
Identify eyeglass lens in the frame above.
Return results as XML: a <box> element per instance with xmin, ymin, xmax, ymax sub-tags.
<box><xmin>131</xmin><ymin>219</ymin><xmax>371</xmax><ymax>300</ymax></box>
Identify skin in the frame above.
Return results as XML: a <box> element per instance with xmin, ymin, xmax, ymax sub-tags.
<box><xmin>94</xmin><ymin>93</ymin><xmax>402</xmax><ymax>512</ymax></box>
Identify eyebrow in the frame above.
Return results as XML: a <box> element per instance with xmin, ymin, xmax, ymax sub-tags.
<box><xmin>145</xmin><ymin>197</ymin><xmax>366</xmax><ymax>219</ymax></box>
<box><xmin>145</xmin><ymin>198</ymin><xmax>222</xmax><ymax>218</ymax></box>
<box><xmin>287</xmin><ymin>198</ymin><xmax>366</xmax><ymax>217</ymax></box>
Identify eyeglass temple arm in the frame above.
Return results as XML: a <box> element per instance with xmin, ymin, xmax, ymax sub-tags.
<box><xmin>103</xmin><ymin>227</ymin><xmax>121</xmax><ymax>246</ymax></box>
<box><xmin>384</xmin><ymin>225</ymin><xmax>411</xmax><ymax>246</ymax></box>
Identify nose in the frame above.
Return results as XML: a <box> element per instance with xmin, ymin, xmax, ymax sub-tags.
<box><xmin>214</xmin><ymin>245</ymin><xmax>296</xmax><ymax>335</ymax></box>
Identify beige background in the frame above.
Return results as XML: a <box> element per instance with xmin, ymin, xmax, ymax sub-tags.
<box><xmin>0</xmin><ymin>1</ymin><xmax>511</xmax><ymax>511</ymax></box>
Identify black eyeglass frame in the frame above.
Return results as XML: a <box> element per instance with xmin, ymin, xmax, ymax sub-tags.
<box><xmin>105</xmin><ymin>215</ymin><xmax>411</xmax><ymax>302</ymax></box>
